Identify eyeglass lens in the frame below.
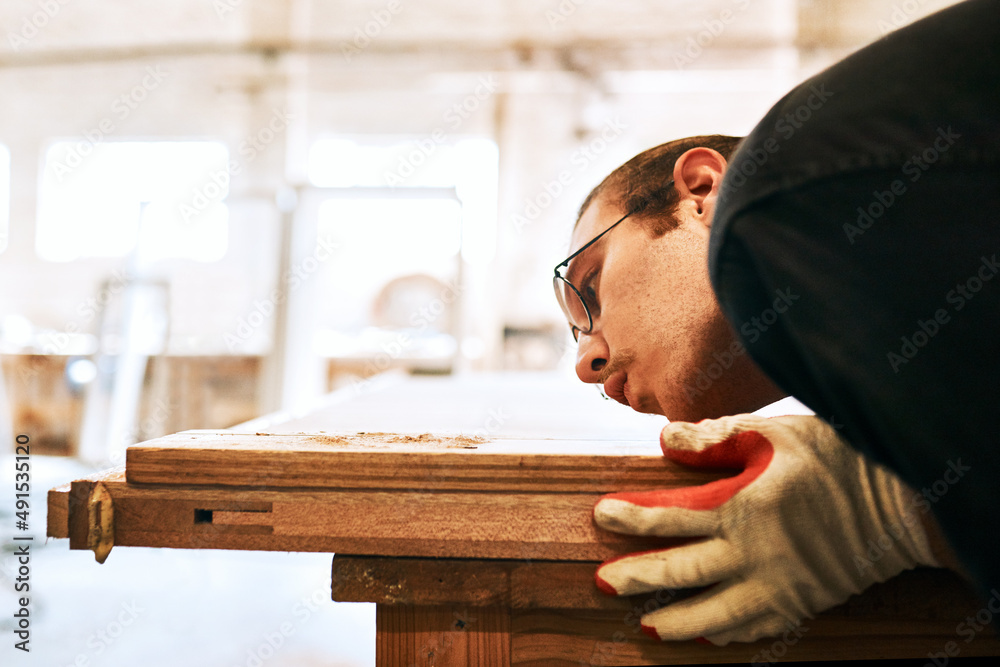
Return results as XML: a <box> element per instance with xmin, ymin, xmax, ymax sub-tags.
<box><xmin>553</xmin><ymin>275</ymin><xmax>590</xmax><ymax>337</ymax></box>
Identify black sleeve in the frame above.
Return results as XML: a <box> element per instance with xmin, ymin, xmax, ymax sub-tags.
<box><xmin>709</xmin><ymin>0</ymin><xmax>1000</xmax><ymax>604</ymax></box>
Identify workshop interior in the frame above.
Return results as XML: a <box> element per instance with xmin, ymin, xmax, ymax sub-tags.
<box><xmin>0</xmin><ymin>1</ymin><xmax>978</xmax><ymax>666</ymax></box>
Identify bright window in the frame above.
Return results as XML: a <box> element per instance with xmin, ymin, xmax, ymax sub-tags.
<box><xmin>37</xmin><ymin>141</ymin><xmax>229</xmax><ymax>262</ymax></box>
<box><xmin>308</xmin><ymin>135</ymin><xmax>498</xmax><ymax>263</ymax></box>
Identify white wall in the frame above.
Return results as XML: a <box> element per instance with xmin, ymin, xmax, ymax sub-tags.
<box><xmin>0</xmin><ymin>0</ymin><xmax>962</xmax><ymax>366</ymax></box>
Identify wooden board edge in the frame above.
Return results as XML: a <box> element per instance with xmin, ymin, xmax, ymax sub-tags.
<box><xmin>46</xmin><ymin>482</ymin><xmax>71</xmax><ymax>539</ymax></box>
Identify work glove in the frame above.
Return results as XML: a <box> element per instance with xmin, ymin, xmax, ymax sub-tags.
<box><xmin>593</xmin><ymin>414</ymin><xmax>939</xmax><ymax>645</ymax></box>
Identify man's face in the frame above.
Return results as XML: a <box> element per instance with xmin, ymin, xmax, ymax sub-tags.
<box><xmin>567</xmin><ymin>193</ymin><xmax>774</xmax><ymax>421</ymax></box>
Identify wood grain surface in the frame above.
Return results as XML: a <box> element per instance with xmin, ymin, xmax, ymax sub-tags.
<box><xmin>377</xmin><ymin>605</ymin><xmax>510</xmax><ymax>667</ymax></box>
<box><xmin>47</xmin><ymin>468</ymin><xmax>684</xmax><ymax>560</ymax></box>
<box><xmin>123</xmin><ymin>429</ymin><xmax>729</xmax><ymax>493</ymax></box>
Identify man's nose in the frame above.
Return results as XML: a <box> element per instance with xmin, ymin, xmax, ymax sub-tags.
<box><xmin>575</xmin><ymin>330</ymin><xmax>609</xmax><ymax>383</ymax></box>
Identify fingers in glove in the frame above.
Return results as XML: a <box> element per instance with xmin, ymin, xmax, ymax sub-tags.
<box><xmin>594</xmin><ymin>495</ymin><xmax>721</xmax><ymax>536</ymax></box>
<box><xmin>595</xmin><ymin>538</ymin><xmax>738</xmax><ymax>596</ymax></box>
<box><xmin>699</xmin><ymin>612</ymin><xmax>804</xmax><ymax>647</ymax></box>
<box><xmin>638</xmin><ymin>579</ymin><xmax>773</xmax><ymax>643</ymax></box>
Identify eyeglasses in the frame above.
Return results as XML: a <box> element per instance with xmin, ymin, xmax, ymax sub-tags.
<box><xmin>552</xmin><ymin>211</ymin><xmax>632</xmax><ymax>342</ymax></box>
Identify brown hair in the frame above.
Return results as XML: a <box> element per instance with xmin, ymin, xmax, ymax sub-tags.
<box><xmin>577</xmin><ymin>134</ymin><xmax>743</xmax><ymax>236</ymax></box>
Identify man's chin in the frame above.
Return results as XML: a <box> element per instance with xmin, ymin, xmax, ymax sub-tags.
<box><xmin>660</xmin><ymin>391</ymin><xmax>765</xmax><ymax>422</ymax></box>
<box><xmin>626</xmin><ymin>393</ymin><xmax>666</xmax><ymax>417</ymax></box>
<box><xmin>657</xmin><ymin>392</ymin><xmax>718</xmax><ymax>422</ymax></box>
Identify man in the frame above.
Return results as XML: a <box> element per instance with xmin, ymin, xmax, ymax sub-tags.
<box><xmin>554</xmin><ymin>0</ymin><xmax>998</xmax><ymax>645</ymax></box>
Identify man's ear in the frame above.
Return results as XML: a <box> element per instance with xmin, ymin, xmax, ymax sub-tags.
<box><xmin>671</xmin><ymin>147</ymin><xmax>728</xmax><ymax>229</ymax></box>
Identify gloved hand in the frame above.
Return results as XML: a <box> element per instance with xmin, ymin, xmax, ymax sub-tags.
<box><xmin>593</xmin><ymin>414</ymin><xmax>939</xmax><ymax>645</ymax></box>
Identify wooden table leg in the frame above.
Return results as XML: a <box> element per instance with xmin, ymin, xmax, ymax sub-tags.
<box><xmin>376</xmin><ymin>604</ymin><xmax>511</xmax><ymax>666</ymax></box>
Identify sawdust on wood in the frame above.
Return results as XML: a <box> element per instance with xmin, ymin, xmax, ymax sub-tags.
<box><xmin>307</xmin><ymin>432</ymin><xmax>485</xmax><ymax>449</ymax></box>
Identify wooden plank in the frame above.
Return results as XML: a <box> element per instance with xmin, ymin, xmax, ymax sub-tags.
<box><xmin>334</xmin><ymin>556</ymin><xmax>514</xmax><ymax>608</ymax></box>
<box><xmin>48</xmin><ymin>476</ymin><xmax>677</xmax><ymax>560</ymax></box>
<box><xmin>376</xmin><ymin>605</ymin><xmax>510</xmax><ymax>667</ymax></box>
<box><xmin>46</xmin><ymin>482</ymin><xmax>71</xmax><ymax>539</ymax></box>
<box><xmin>330</xmin><ymin>555</ymin><xmax>998</xmax><ymax>616</ymax></box>
<box><xmin>124</xmin><ymin>430</ymin><xmax>728</xmax><ymax>493</ymax></box>
<box><xmin>332</xmin><ymin>557</ymin><xmax>650</xmax><ymax>610</ymax></box>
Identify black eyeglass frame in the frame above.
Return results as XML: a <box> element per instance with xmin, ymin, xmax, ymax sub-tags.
<box><xmin>552</xmin><ymin>210</ymin><xmax>632</xmax><ymax>341</ymax></box>
<box><xmin>552</xmin><ymin>179</ymin><xmax>675</xmax><ymax>341</ymax></box>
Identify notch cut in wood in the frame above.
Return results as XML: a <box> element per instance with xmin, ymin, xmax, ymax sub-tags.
<box><xmin>194</xmin><ymin>506</ymin><xmax>274</xmax><ymax>528</ymax></box>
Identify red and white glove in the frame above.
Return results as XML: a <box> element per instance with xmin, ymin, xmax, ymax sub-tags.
<box><xmin>593</xmin><ymin>414</ymin><xmax>939</xmax><ymax>645</ymax></box>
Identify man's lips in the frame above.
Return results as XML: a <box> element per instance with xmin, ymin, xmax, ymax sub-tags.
<box><xmin>603</xmin><ymin>372</ymin><xmax>630</xmax><ymax>407</ymax></box>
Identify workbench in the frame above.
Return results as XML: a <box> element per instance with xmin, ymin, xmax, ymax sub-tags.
<box><xmin>46</xmin><ymin>372</ymin><xmax>1000</xmax><ymax>665</ymax></box>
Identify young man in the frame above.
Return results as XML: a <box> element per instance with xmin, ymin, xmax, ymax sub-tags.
<box><xmin>554</xmin><ymin>0</ymin><xmax>998</xmax><ymax>645</ymax></box>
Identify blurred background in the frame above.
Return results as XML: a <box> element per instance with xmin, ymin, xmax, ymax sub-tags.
<box><xmin>0</xmin><ymin>0</ymin><xmax>963</xmax><ymax>665</ymax></box>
